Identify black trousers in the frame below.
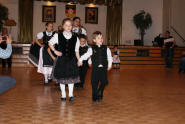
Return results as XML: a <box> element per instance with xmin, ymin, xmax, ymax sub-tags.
<box><xmin>2</xmin><ymin>56</ymin><xmax>12</xmax><ymax>68</ymax></box>
<box><xmin>91</xmin><ymin>67</ymin><xmax>108</xmax><ymax>100</ymax></box>
<box><xmin>80</xmin><ymin>62</ymin><xmax>88</xmax><ymax>86</ymax></box>
<box><xmin>165</xmin><ymin>48</ymin><xmax>174</xmax><ymax>67</ymax></box>
<box><xmin>75</xmin><ymin>62</ymin><xmax>88</xmax><ymax>87</ymax></box>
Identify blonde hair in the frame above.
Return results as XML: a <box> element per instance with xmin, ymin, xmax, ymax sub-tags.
<box><xmin>92</xmin><ymin>31</ymin><xmax>102</xmax><ymax>40</ymax></box>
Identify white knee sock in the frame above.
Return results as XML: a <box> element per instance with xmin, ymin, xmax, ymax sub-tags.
<box><xmin>44</xmin><ymin>74</ymin><xmax>48</xmax><ymax>83</ymax></box>
<box><xmin>68</xmin><ymin>84</ymin><xmax>74</xmax><ymax>97</ymax></box>
<box><xmin>60</xmin><ymin>84</ymin><xmax>66</xmax><ymax>98</ymax></box>
<box><xmin>48</xmin><ymin>74</ymin><xmax>52</xmax><ymax>80</ymax></box>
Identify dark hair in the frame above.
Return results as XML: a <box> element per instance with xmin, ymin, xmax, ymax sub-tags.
<box><xmin>45</xmin><ymin>22</ymin><xmax>53</xmax><ymax>26</ymax></box>
<box><xmin>73</xmin><ymin>16</ymin><xmax>81</xmax><ymax>21</ymax></box>
<box><xmin>62</xmin><ymin>18</ymin><xmax>72</xmax><ymax>25</ymax></box>
<box><xmin>114</xmin><ymin>45</ymin><xmax>118</xmax><ymax>48</ymax></box>
<box><xmin>166</xmin><ymin>30</ymin><xmax>170</xmax><ymax>34</ymax></box>
<box><xmin>79</xmin><ymin>34</ymin><xmax>87</xmax><ymax>40</ymax></box>
<box><xmin>92</xmin><ymin>31</ymin><xmax>102</xmax><ymax>40</ymax></box>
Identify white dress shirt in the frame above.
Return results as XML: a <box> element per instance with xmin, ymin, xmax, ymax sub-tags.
<box><xmin>72</xmin><ymin>27</ymin><xmax>87</xmax><ymax>35</ymax></box>
<box><xmin>37</xmin><ymin>31</ymin><xmax>54</xmax><ymax>40</ymax></box>
<box><xmin>49</xmin><ymin>31</ymin><xmax>80</xmax><ymax>52</ymax></box>
<box><xmin>79</xmin><ymin>46</ymin><xmax>113</xmax><ymax>68</ymax></box>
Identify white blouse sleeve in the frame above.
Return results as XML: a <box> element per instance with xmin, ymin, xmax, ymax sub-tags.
<box><xmin>79</xmin><ymin>48</ymin><xmax>93</xmax><ymax>62</ymax></box>
<box><xmin>81</xmin><ymin>28</ymin><xmax>87</xmax><ymax>35</ymax></box>
<box><xmin>48</xmin><ymin>33</ymin><xmax>58</xmax><ymax>45</ymax></box>
<box><xmin>36</xmin><ymin>32</ymin><xmax>44</xmax><ymax>39</ymax></box>
<box><xmin>107</xmin><ymin>48</ymin><xmax>113</xmax><ymax>68</ymax></box>
<box><xmin>75</xmin><ymin>37</ymin><xmax>80</xmax><ymax>52</ymax></box>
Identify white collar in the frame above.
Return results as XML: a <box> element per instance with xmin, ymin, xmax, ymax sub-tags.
<box><xmin>63</xmin><ymin>31</ymin><xmax>72</xmax><ymax>39</ymax></box>
<box><xmin>46</xmin><ymin>31</ymin><xmax>53</xmax><ymax>35</ymax></box>
<box><xmin>63</xmin><ymin>31</ymin><xmax>72</xmax><ymax>35</ymax></box>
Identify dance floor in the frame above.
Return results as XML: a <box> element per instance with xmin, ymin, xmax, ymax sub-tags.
<box><xmin>0</xmin><ymin>67</ymin><xmax>185</xmax><ymax>124</ymax></box>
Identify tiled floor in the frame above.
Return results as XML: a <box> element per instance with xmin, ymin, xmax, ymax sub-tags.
<box><xmin>0</xmin><ymin>67</ymin><xmax>185</xmax><ymax>124</ymax></box>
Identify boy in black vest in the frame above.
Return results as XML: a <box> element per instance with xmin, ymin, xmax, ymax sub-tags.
<box><xmin>78</xmin><ymin>31</ymin><xmax>112</xmax><ymax>102</ymax></box>
<box><xmin>75</xmin><ymin>34</ymin><xmax>90</xmax><ymax>89</ymax></box>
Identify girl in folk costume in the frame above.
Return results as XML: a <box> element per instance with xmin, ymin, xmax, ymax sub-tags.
<box><xmin>72</xmin><ymin>17</ymin><xmax>87</xmax><ymax>36</ymax></box>
<box><xmin>49</xmin><ymin>18</ymin><xmax>80</xmax><ymax>102</ymax></box>
<box><xmin>112</xmin><ymin>45</ymin><xmax>120</xmax><ymax>69</ymax></box>
<box><xmin>37</xmin><ymin>22</ymin><xmax>56</xmax><ymax>85</ymax></box>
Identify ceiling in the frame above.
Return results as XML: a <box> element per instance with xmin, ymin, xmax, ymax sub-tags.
<box><xmin>35</xmin><ymin>0</ymin><xmax>122</xmax><ymax>6</ymax></box>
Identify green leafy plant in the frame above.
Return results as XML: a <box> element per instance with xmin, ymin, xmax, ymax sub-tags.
<box><xmin>133</xmin><ymin>10</ymin><xmax>152</xmax><ymax>43</ymax></box>
<box><xmin>0</xmin><ymin>4</ymin><xmax>8</xmax><ymax>32</ymax></box>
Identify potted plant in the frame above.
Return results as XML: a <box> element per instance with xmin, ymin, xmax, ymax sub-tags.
<box><xmin>133</xmin><ymin>10</ymin><xmax>152</xmax><ymax>46</ymax></box>
<box><xmin>0</xmin><ymin>4</ymin><xmax>8</xmax><ymax>32</ymax></box>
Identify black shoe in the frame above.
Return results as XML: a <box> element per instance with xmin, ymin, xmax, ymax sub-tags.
<box><xmin>61</xmin><ymin>98</ymin><xmax>66</xmax><ymax>101</ymax></box>
<box><xmin>74</xmin><ymin>85</ymin><xmax>79</xmax><ymax>89</ymax></box>
<box><xmin>69</xmin><ymin>96</ymin><xmax>76</xmax><ymax>102</ymax></box>
<box><xmin>97</xmin><ymin>95</ymin><xmax>103</xmax><ymax>101</ymax></box>
<box><xmin>92</xmin><ymin>97</ymin><xmax>98</xmax><ymax>102</ymax></box>
<box><xmin>178</xmin><ymin>69</ymin><xmax>182</xmax><ymax>73</ymax></box>
<box><xmin>48</xmin><ymin>79</ymin><xmax>52</xmax><ymax>82</ymax></box>
<box><xmin>79</xmin><ymin>85</ymin><xmax>84</xmax><ymax>89</ymax></box>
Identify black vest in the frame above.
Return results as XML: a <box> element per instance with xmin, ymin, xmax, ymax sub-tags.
<box><xmin>58</xmin><ymin>32</ymin><xmax>77</xmax><ymax>58</ymax></box>
<box><xmin>79</xmin><ymin>46</ymin><xmax>88</xmax><ymax>56</ymax></box>
<box><xmin>43</xmin><ymin>31</ymin><xmax>55</xmax><ymax>46</ymax></box>
<box><xmin>91</xmin><ymin>45</ymin><xmax>108</xmax><ymax>68</ymax></box>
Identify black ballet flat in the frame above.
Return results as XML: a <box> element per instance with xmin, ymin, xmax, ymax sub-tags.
<box><xmin>92</xmin><ymin>97</ymin><xmax>98</xmax><ymax>102</ymax></box>
<box><xmin>97</xmin><ymin>96</ymin><xmax>103</xmax><ymax>102</ymax></box>
<box><xmin>61</xmin><ymin>98</ymin><xmax>66</xmax><ymax>101</ymax></box>
<box><xmin>69</xmin><ymin>96</ymin><xmax>76</xmax><ymax>102</ymax></box>
<box><xmin>48</xmin><ymin>79</ymin><xmax>52</xmax><ymax>82</ymax></box>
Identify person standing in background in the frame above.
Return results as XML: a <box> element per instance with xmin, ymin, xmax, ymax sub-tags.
<box><xmin>163</xmin><ymin>31</ymin><xmax>176</xmax><ymax>68</ymax></box>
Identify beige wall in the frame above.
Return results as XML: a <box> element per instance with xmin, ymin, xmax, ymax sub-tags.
<box><xmin>0</xmin><ymin>0</ymin><xmax>18</xmax><ymax>41</ymax></box>
<box><xmin>33</xmin><ymin>1</ymin><xmax>107</xmax><ymax>43</ymax></box>
<box><xmin>163</xmin><ymin>0</ymin><xmax>171</xmax><ymax>33</ymax></box>
<box><xmin>122</xmin><ymin>0</ymin><xmax>163</xmax><ymax>46</ymax></box>
<box><xmin>0</xmin><ymin>0</ymin><xmax>166</xmax><ymax>46</ymax></box>
<box><xmin>170</xmin><ymin>0</ymin><xmax>185</xmax><ymax>46</ymax></box>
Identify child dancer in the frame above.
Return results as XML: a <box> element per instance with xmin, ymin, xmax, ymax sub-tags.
<box><xmin>49</xmin><ymin>18</ymin><xmax>80</xmax><ymax>102</ymax></box>
<box><xmin>37</xmin><ymin>22</ymin><xmax>56</xmax><ymax>85</ymax></box>
<box><xmin>75</xmin><ymin>34</ymin><xmax>90</xmax><ymax>89</ymax></box>
<box><xmin>78</xmin><ymin>31</ymin><xmax>112</xmax><ymax>102</ymax></box>
<box><xmin>72</xmin><ymin>16</ymin><xmax>87</xmax><ymax>37</ymax></box>
<box><xmin>112</xmin><ymin>45</ymin><xmax>120</xmax><ymax>69</ymax></box>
